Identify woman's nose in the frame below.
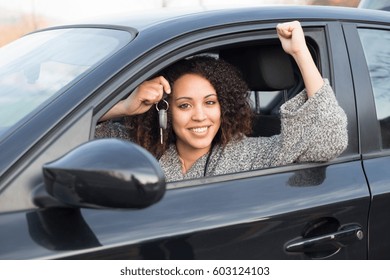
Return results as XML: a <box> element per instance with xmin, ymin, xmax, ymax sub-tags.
<box><xmin>191</xmin><ymin>105</ymin><xmax>207</xmax><ymax>121</ymax></box>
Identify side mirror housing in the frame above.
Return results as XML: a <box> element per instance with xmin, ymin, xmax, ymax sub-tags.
<box><xmin>42</xmin><ymin>139</ymin><xmax>166</xmax><ymax>209</ymax></box>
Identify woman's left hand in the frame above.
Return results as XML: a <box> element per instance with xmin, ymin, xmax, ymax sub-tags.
<box><xmin>277</xmin><ymin>20</ymin><xmax>324</xmax><ymax>98</ymax></box>
<box><xmin>276</xmin><ymin>21</ymin><xmax>308</xmax><ymax>58</ymax></box>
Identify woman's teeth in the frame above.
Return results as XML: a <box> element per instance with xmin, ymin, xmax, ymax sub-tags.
<box><xmin>190</xmin><ymin>127</ymin><xmax>208</xmax><ymax>133</ymax></box>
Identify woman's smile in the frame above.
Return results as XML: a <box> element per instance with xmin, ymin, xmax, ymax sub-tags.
<box><xmin>189</xmin><ymin>126</ymin><xmax>210</xmax><ymax>134</ymax></box>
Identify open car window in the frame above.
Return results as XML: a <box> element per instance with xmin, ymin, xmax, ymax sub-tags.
<box><xmin>91</xmin><ymin>22</ymin><xmax>353</xmax><ymax>190</ymax></box>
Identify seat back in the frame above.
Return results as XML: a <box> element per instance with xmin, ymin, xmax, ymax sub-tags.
<box><xmin>220</xmin><ymin>44</ymin><xmax>299</xmax><ymax>136</ymax></box>
<box><xmin>220</xmin><ymin>44</ymin><xmax>296</xmax><ymax>91</ymax></box>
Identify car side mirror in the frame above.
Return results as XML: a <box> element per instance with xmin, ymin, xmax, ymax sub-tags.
<box><xmin>42</xmin><ymin>138</ymin><xmax>166</xmax><ymax>209</ymax></box>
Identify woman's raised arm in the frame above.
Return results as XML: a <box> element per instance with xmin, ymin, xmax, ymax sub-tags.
<box><xmin>277</xmin><ymin>21</ymin><xmax>324</xmax><ymax>98</ymax></box>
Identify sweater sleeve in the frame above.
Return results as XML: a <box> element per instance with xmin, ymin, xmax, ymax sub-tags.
<box><xmin>270</xmin><ymin>79</ymin><xmax>348</xmax><ymax>165</ymax></box>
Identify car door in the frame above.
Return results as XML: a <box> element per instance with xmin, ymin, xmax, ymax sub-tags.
<box><xmin>0</xmin><ymin>20</ymin><xmax>370</xmax><ymax>260</ymax></box>
<box><xmin>344</xmin><ymin>22</ymin><xmax>390</xmax><ymax>259</ymax></box>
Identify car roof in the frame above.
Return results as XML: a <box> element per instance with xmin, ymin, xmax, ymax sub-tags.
<box><xmin>44</xmin><ymin>5</ymin><xmax>390</xmax><ymax>32</ymax></box>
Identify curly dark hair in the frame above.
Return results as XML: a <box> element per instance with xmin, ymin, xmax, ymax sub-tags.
<box><xmin>125</xmin><ymin>55</ymin><xmax>253</xmax><ymax>158</ymax></box>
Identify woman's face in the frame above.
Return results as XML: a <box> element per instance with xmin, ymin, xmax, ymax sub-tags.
<box><xmin>171</xmin><ymin>73</ymin><xmax>221</xmax><ymax>157</ymax></box>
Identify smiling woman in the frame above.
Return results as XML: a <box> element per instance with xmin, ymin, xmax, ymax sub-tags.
<box><xmin>96</xmin><ymin>55</ymin><xmax>253</xmax><ymax>180</ymax></box>
<box><xmin>170</xmin><ymin>74</ymin><xmax>222</xmax><ymax>173</ymax></box>
<box><xmin>96</xmin><ymin>21</ymin><xmax>348</xmax><ymax>182</ymax></box>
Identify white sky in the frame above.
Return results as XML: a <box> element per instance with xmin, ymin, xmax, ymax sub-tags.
<box><xmin>1</xmin><ymin>0</ymin><xmax>159</xmax><ymax>22</ymax></box>
<box><xmin>0</xmin><ymin>0</ymin><xmax>307</xmax><ymax>23</ymax></box>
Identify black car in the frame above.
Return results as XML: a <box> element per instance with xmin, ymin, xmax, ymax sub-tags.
<box><xmin>0</xmin><ymin>5</ymin><xmax>389</xmax><ymax>260</ymax></box>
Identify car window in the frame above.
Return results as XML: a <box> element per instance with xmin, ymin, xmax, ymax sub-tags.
<box><xmin>0</xmin><ymin>28</ymin><xmax>133</xmax><ymax>138</ymax></box>
<box><xmin>358</xmin><ymin>28</ymin><xmax>390</xmax><ymax>149</ymax></box>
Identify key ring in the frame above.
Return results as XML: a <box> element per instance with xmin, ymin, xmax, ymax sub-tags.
<box><xmin>155</xmin><ymin>99</ymin><xmax>169</xmax><ymax>111</ymax></box>
<box><xmin>156</xmin><ymin>99</ymin><xmax>169</xmax><ymax>145</ymax></box>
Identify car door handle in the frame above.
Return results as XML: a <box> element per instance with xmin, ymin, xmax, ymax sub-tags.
<box><xmin>285</xmin><ymin>224</ymin><xmax>364</xmax><ymax>253</ymax></box>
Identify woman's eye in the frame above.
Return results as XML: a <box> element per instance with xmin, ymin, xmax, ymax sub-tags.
<box><xmin>206</xmin><ymin>100</ymin><xmax>217</xmax><ymax>105</ymax></box>
<box><xmin>178</xmin><ymin>103</ymin><xmax>190</xmax><ymax>109</ymax></box>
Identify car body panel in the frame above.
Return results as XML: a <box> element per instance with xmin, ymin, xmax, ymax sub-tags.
<box><xmin>0</xmin><ymin>161</ymin><xmax>369</xmax><ymax>260</ymax></box>
<box><xmin>363</xmin><ymin>157</ymin><xmax>390</xmax><ymax>259</ymax></box>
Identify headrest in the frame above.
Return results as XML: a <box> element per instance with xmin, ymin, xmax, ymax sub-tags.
<box><xmin>220</xmin><ymin>44</ymin><xmax>296</xmax><ymax>91</ymax></box>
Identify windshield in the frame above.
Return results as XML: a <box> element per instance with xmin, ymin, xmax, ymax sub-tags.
<box><xmin>0</xmin><ymin>28</ymin><xmax>133</xmax><ymax>137</ymax></box>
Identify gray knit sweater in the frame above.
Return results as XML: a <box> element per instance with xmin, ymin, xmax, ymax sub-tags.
<box><xmin>96</xmin><ymin>80</ymin><xmax>348</xmax><ymax>182</ymax></box>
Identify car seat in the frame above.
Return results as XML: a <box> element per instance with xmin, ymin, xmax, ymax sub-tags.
<box><xmin>220</xmin><ymin>44</ymin><xmax>303</xmax><ymax>137</ymax></box>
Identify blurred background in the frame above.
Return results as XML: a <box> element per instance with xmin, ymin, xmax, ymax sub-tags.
<box><xmin>0</xmin><ymin>0</ymin><xmax>362</xmax><ymax>47</ymax></box>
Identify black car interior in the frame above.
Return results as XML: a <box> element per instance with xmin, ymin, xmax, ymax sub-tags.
<box><xmin>219</xmin><ymin>41</ymin><xmax>306</xmax><ymax>137</ymax></box>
